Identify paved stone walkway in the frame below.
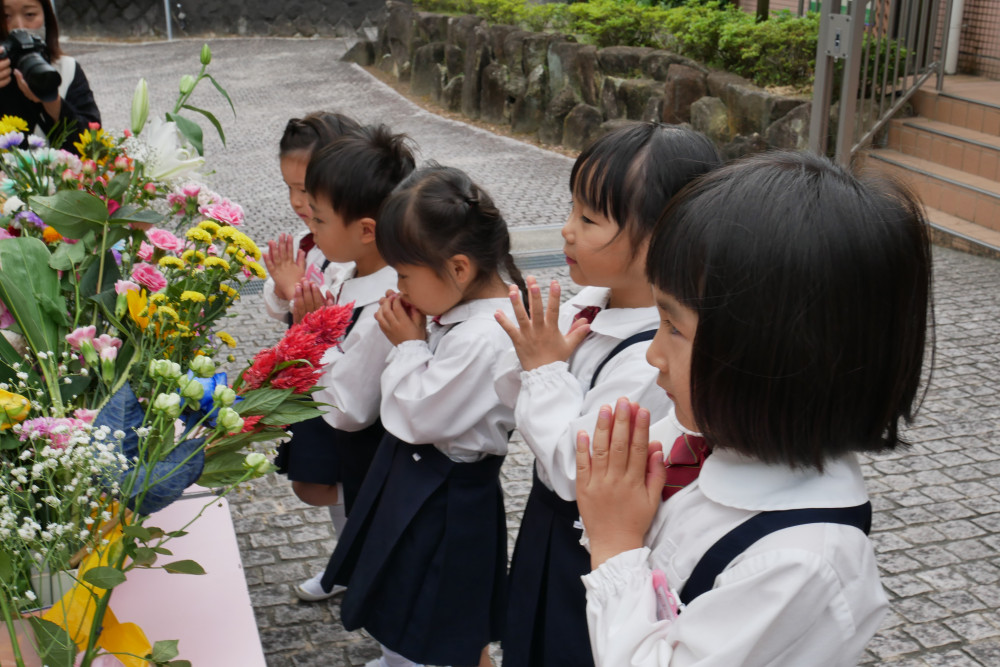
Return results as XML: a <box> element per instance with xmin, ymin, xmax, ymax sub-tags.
<box><xmin>75</xmin><ymin>37</ymin><xmax>1000</xmax><ymax>666</ymax></box>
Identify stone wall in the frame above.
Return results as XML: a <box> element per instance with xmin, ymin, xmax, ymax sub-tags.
<box><xmin>57</xmin><ymin>0</ymin><xmax>385</xmax><ymax>38</ymax></box>
<box><xmin>344</xmin><ymin>1</ymin><xmax>814</xmax><ymax>156</ymax></box>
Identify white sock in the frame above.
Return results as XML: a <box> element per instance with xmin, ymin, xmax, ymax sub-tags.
<box><xmin>380</xmin><ymin>645</ymin><xmax>423</xmax><ymax>667</ymax></box>
<box><xmin>328</xmin><ymin>488</ymin><xmax>347</xmax><ymax>537</ymax></box>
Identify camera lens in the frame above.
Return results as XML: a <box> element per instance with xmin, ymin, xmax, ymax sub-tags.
<box><xmin>17</xmin><ymin>53</ymin><xmax>61</xmax><ymax>102</ymax></box>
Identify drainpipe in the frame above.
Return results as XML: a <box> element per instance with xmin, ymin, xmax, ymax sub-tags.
<box><xmin>164</xmin><ymin>0</ymin><xmax>173</xmax><ymax>41</ymax></box>
<box><xmin>945</xmin><ymin>0</ymin><xmax>964</xmax><ymax>74</ymax></box>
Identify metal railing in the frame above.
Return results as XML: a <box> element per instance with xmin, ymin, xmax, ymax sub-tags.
<box><xmin>809</xmin><ymin>0</ymin><xmax>955</xmax><ymax>164</ymax></box>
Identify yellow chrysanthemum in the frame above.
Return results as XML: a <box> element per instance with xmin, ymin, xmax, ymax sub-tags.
<box><xmin>0</xmin><ymin>115</ymin><xmax>29</xmax><ymax>133</ymax></box>
<box><xmin>203</xmin><ymin>257</ymin><xmax>231</xmax><ymax>271</ymax></box>
<box><xmin>246</xmin><ymin>262</ymin><xmax>267</xmax><ymax>280</ymax></box>
<box><xmin>158</xmin><ymin>256</ymin><xmax>184</xmax><ymax>269</ymax></box>
<box><xmin>197</xmin><ymin>220</ymin><xmax>221</xmax><ymax>235</ymax></box>
<box><xmin>181</xmin><ymin>249</ymin><xmax>206</xmax><ymax>263</ymax></box>
<box><xmin>216</xmin><ymin>226</ymin><xmax>237</xmax><ymax>241</ymax></box>
<box><xmin>224</xmin><ymin>245</ymin><xmax>240</xmax><ymax>257</ymax></box>
<box><xmin>207</xmin><ymin>295</ymin><xmax>217</xmax><ymax>304</ymax></box>
<box><xmin>155</xmin><ymin>305</ymin><xmax>180</xmax><ymax>320</ymax></box>
<box><xmin>219</xmin><ymin>284</ymin><xmax>239</xmax><ymax>300</ymax></box>
<box><xmin>180</xmin><ymin>290</ymin><xmax>206</xmax><ymax>303</ymax></box>
<box><xmin>185</xmin><ymin>228</ymin><xmax>213</xmax><ymax>244</ymax></box>
<box><xmin>217</xmin><ymin>332</ymin><xmax>237</xmax><ymax>348</ymax></box>
<box><xmin>150</xmin><ymin>293</ymin><xmax>168</xmax><ymax>304</ymax></box>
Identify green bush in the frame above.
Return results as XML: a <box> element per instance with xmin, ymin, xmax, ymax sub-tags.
<box><xmin>411</xmin><ymin>0</ymin><xmax>903</xmax><ymax>90</ymax></box>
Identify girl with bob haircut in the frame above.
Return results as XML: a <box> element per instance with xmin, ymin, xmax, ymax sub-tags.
<box><xmin>576</xmin><ymin>150</ymin><xmax>932</xmax><ymax>666</ymax></box>
<box><xmin>322</xmin><ymin>165</ymin><xmax>525</xmax><ymax>667</ymax></box>
<box><xmin>496</xmin><ymin>122</ymin><xmax>721</xmax><ymax>667</ymax></box>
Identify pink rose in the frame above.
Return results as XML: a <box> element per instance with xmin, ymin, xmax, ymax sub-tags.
<box><xmin>0</xmin><ymin>300</ymin><xmax>14</xmax><ymax>329</ymax></box>
<box><xmin>181</xmin><ymin>183</ymin><xmax>201</xmax><ymax>198</ymax></box>
<box><xmin>199</xmin><ymin>198</ymin><xmax>244</xmax><ymax>227</ymax></box>
<box><xmin>65</xmin><ymin>325</ymin><xmax>97</xmax><ymax>350</ymax></box>
<box><xmin>136</xmin><ymin>241</ymin><xmax>154</xmax><ymax>261</ymax></box>
<box><xmin>107</xmin><ymin>200</ymin><xmax>121</xmax><ymax>216</ymax></box>
<box><xmin>146</xmin><ymin>228</ymin><xmax>183</xmax><ymax>253</ymax></box>
<box><xmin>131</xmin><ymin>262</ymin><xmax>167</xmax><ymax>292</ymax></box>
<box><xmin>114</xmin><ymin>279</ymin><xmax>140</xmax><ymax>295</ymax></box>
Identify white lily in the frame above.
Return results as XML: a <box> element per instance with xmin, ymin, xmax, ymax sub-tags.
<box><xmin>2</xmin><ymin>195</ymin><xmax>24</xmax><ymax>216</ymax></box>
<box><xmin>128</xmin><ymin>117</ymin><xmax>204</xmax><ymax>184</ymax></box>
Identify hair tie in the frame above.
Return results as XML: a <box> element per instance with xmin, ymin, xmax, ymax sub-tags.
<box><xmin>465</xmin><ymin>196</ymin><xmax>479</xmax><ymax>208</ymax></box>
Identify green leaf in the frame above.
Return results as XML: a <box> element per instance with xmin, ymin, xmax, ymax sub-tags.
<box><xmin>112</xmin><ymin>206</ymin><xmax>164</xmax><ymax>227</ymax></box>
<box><xmin>182</xmin><ymin>103</ymin><xmax>226</xmax><ymax>146</ymax></box>
<box><xmin>166</xmin><ymin>530</ymin><xmax>188</xmax><ymax>538</ymax></box>
<box><xmin>49</xmin><ymin>239</ymin><xmax>89</xmax><ymax>270</ymax></box>
<box><xmin>29</xmin><ymin>191</ymin><xmax>110</xmax><ymax>239</ymax></box>
<box><xmin>166</xmin><ymin>661</ymin><xmax>192</xmax><ymax>667</ymax></box>
<box><xmin>167</xmin><ymin>112</ymin><xmax>204</xmax><ymax>156</ymax></box>
<box><xmin>78</xmin><ymin>249</ymin><xmax>121</xmax><ymax>299</ymax></box>
<box><xmin>132</xmin><ymin>546</ymin><xmax>158</xmax><ymax>567</ymax></box>
<box><xmin>163</xmin><ymin>559</ymin><xmax>206</xmax><ymax>575</ymax></box>
<box><xmin>38</xmin><ymin>292</ymin><xmax>71</xmax><ymax>327</ymax></box>
<box><xmin>152</xmin><ymin>546</ymin><xmax>174</xmax><ymax>555</ymax></box>
<box><xmin>260</xmin><ymin>402</ymin><xmax>323</xmax><ymax>426</ymax></box>
<box><xmin>106</xmin><ymin>171</ymin><xmax>132</xmax><ymax>202</ymax></box>
<box><xmin>234</xmin><ymin>388</ymin><xmax>294</xmax><ymax>417</ymax></box>
<box><xmin>28</xmin><ymin>617</ymin><xmax>77</xmax><ymax>667</ymax></box>
<box><xmin>82</xmin><ymin>566</ymin><xmax>127</xmax><ymax>589</ymax></box>
<box><xmin>0</xmin><ymin>236</ymin><xmax>62</xmax><ymax>354</ymax></box>
<box><xmin>206</xmin><ymin>73</ymin><xmax>236</xmax><ymax>116</ymax></box>
<box><xmin>150</xmin><ymin>639</ymin><xmax>180</xmax><ymax>662</ymax></box>
<box><xmin>196</xmin><ymin>450</ymin><xmax>249</xmax><ymax>487</ymax></box>
<box><xmin>0</xmin><ymin>550</ymin><xmax>12</xmax><ymax>583</ymax></box>
<box><xmin>123</xmin><ymin>525</ymin><xmax>152</xmax><ymax>541</ymax></box>
<box><xmin>59</xmin><ymin>374</ymin><xmax>92</xmax><ymax>402</ymax></box>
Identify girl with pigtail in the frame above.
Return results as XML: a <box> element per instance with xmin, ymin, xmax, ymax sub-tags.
<box><xmin>320</xmin><ymin>165</ymin><xmax>524</xmax><ymax>667</ymax></box>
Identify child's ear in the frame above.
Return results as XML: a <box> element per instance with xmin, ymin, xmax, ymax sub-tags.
<box><xmin>358</xmin><ymin>217</ymin><xmax>377</xmax><ymax>245</ymax></box>
<box><xmin>449</xmin><ymin>254</ymin><xmax>473</xmax><ymax>286</ymax></box>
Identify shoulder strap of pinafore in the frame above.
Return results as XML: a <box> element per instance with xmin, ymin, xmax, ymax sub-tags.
<box><xmin>679</xmin><ymin>502</ymin><xmax>873</xmax><ymax>606</ymax></box>
<box><xmin>589</xmin><ymin>330</ymin><xmax>657</xmax><ymax>390</ymax></box>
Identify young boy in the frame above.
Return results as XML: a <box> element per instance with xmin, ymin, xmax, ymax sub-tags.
<box><xmin>283</xmin><ymin>124</ymin><xmax>416</xmax><ymax>600</ymax></box>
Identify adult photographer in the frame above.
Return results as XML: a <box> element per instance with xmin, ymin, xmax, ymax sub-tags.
<box><xmin>0</xmin><ymin>0</ymin><xmax>99</xmax><ymax>153</ymax></box>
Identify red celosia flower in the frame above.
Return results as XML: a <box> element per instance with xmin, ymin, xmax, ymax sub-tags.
<box><xmin>240</xmin><ymin>415</ymin><xmax>263</xmax><ymax>433</ymax></box>
<box><xmin>239</xmin><ymin>302</ymin><xmax>354</xmax><ymax>394</ymax></box>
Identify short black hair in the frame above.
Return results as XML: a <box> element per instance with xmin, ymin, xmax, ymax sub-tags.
<box><xmin>570</xmin><ymin>122</ymin><xmax>721</xmax><ymax>254</ymax></box>
<box><xmin>304</xmin><ymin>124</ymin><xmax>416</xmax><ymax>225</ymax></box>
<box><xmin>647</xmin><ymin>151</ymin><xmax>933</xmax><ymax>469</ymax></box>
<box><xmin>279</xmin><ymin>111</ymin><xmax>361</xmax><ymax>156</ymax></box>
<box><xmin>375</xmin><ymin>163</ymin><xmax>527</xmax><ymax>297</ymax></box>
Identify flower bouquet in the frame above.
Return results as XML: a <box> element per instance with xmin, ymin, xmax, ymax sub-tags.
<box><xmin>0</xmin><ymin>45</ymin><xmax>349</xmax><ymax>667</ymax></box>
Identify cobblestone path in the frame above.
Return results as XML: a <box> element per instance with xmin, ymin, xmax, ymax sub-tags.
<box><xmin>77</xmin><ymin>37</ymin><xmax>1000</xmax><ymax>666</ymax></box>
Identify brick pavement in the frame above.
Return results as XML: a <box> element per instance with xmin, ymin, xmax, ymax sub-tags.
<box><xmin>75</xmin><ymin>37</ymin><xmax>1000</xmax><ymax>666</ymax></box>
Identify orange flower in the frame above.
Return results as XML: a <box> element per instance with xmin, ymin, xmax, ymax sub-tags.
<box><xmin>42</xmin><ymin>226</ymin><xmax>62</xmax><ymax>243</ymax></box>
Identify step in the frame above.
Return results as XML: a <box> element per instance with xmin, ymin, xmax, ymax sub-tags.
<box><xmin>868</xmin><ymin>149</ymin><xmax>1000</xmax><ymax>231</ymax></box>
<box><xmin>911</xmin><ymin>84</ymin><xmax>1000</xmax><ymax>135</ymax></box>
<box><xmin>886</xmin><ymin>117</ymin><xmax>1000</xmax><ymax>182</ymax></box>
<box><xmin>923</xmin><ymin>206</ymin><xmax>1000</xmax><ymax>259</ymax></box>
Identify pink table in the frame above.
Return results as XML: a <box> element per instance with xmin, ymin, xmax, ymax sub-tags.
<box><xmin>108</xmin><ymin>490</ymin><xmax>266</xmax><ymax>666</ymax></box>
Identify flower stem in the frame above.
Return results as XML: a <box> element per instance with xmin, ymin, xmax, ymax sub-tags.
<box><xmin>0</xmin><ymin>592</ymin><xmax>27</xmax><ymax>667</ymax></box>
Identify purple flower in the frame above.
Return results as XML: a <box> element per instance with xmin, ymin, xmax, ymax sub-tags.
<box><xmin>27</xmin><ymin>135</ymin><xmax>46</xmax><ymax>149</ymax></box>
<box><xmin>14</xmin><ymin>210</ymin><xmax>44</xmax><ymax>228</ymax></box>
<box><xmin>0</xmin><ymin>131</ymin><xmax>23</xmax><ymax>150</ymax></box>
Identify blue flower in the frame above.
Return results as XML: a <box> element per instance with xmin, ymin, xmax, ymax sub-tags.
<box><xmin>0</xmin><ymin>130</ymin><xmax>23</xmax><ymax>150</ymax></box>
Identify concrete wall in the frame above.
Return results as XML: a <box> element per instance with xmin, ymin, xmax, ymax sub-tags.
<box><xmin>55</xmin><ymin>0</ymin><xmax>387</xmax><ymax>38</ymax></box>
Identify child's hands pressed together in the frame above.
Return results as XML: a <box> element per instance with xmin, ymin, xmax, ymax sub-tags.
<box><xmin>496</xmin><ymin>276</ymin><xmax>591</xmax><ymax>371</ymax></box>
<box><xmin>263</xmin><ymin>233</ymin><xmax>307</xmax><ymax>301</ymax></box>
<box><xmin>376</xmin><ymin>290</ymin><xmax>428</xmax><ymax>345</ymax></box>
<box><xmin>577</xmin><ymin>398</ymin><xmax>665</xmax><ymax>570</ymax></box>
<box><xmin>292</xmin><ymin>281</ymin><xmax>334</xmax><ymax>323</ymax></box>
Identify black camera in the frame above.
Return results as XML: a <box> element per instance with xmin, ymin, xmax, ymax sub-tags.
<box><xmin>0</xmin><ymin>29</ymin><xmax>61</xmax><ymax>103</ymax></box>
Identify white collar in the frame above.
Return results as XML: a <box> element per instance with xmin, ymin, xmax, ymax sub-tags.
<box><xmin>570</xmin><ymin>287</ymin><xmax>659</xmax><ymax>338</ymax></box>
<box><xmin>698</xmin><ymin>449</ymin><xmax>869</xmax><ymax>511</ymax></box>
<box><xmin>338</xmin><ymin>265</ymin><xmax>396</xmax><ymax>308</ymax></box>
<box><xmin>437</xmin><ymin>296</ymin><xmax>513</xmax><ymax>326</ymax></box>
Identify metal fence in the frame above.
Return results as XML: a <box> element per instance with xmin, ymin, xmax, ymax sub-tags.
<box><xmin>957</xmin><ymin>0</ymin><xmax>1000</xmax><ymax>78</ymax></box>
<box><xmin>810</xmin><ymin>0</ymin><xmax>954</xmax><ymax>164</ymax></box>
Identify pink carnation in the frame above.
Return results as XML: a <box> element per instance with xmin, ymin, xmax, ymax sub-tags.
<box><xmin>200</xmin><ymin>198</ymin><xmax>244</xmax><ymax>227</ymax></box>
<box><xmin>65</xmin><ymin>325</ymin><xmax>97</xmax><ymax>350</ymax></box>
<box><xmin>146</xmin><ymin>228</ymin><xmax>184</xmax><ymax>253</ymax></box>
<box><xmin>181</xmin><ymin>183</ymin><xmax>201</xmax><ymax>198</ymax></box>
<box><xmin>73</xmin><ymin>409</ymin><xmax>98</xmax><ymax>423</ymax></box>
<box><xmin>93</xmin><ymin>334</ymin><xmax>122</xmax><ymax>354</ymax></box>
<box><xmin>137</xmin><ymin>241</ymin><xmax>154</xmax><ymax>261</ymax></box>
<box><xmin>19</xmin><ymin>417</ymin><xmax>90</xmax><ymax>449</ymax></box>
<box><xmin>0</xmin><ymin>301</ymin><xmax>13</xmax><ymax>329</ymax></box>
<box><xmin>131</xmin><ymin>262</ymin><xmax>167</xmax><ymax>292</ymax></box>
<box><xmin>114</xmin><ymin>279</ymin><xmax>140</xmax><ymax>295</ymax></box>
<box><xmin>166</xmin><ymin>192</ymin><xmax>186</xmax><ymax>208</ymax></box>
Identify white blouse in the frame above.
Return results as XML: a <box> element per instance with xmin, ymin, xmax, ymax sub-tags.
<box><xmin>498</xmin><ymin>286</ymin><xmax>671</xmax><ymax>500</ymax></box>
<box><xmin>313</xmin><ymin>265</ymin><xmax>397</xmax><ymax>432</ymax></box>
<box><xmin>582</xmin><ymin>448</ymin><xmax>888</xmax><ymax>667</ymax></box>
<box><xmin>380</xmin><ymin>297</ymin><xmax>517</xmax><ymax>463</ymax></box>
<box><xmin>262</xmin><ymin>229</ymin><xmax>352</xmax><ymax>322</ymax></box>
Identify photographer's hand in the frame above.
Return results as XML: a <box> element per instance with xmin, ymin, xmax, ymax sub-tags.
<box><xmin>13</xmin><ymin>69</ymin><xmax>61</xmax><ymax>121</ymax></box>
<box><xmin>0</xmin><ymin>50</ymin><xmax>11</xmax><ymax>88</ymax></box>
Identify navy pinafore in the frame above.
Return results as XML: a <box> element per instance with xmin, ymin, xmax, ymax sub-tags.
<box><xmin>503</xmin><ymin>330</ymin><xmax>656</xmax><ymax>667</ymax></box>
